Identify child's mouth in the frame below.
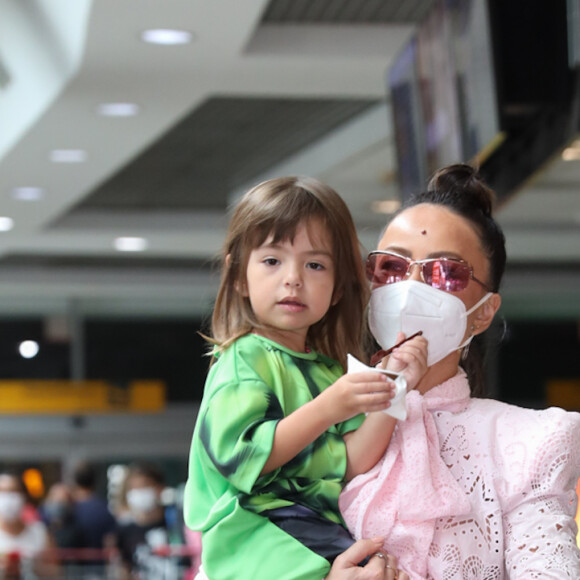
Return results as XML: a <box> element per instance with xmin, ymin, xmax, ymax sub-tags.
<box><xmin>278</xmin><ymin>299</ymin><xmax>306</xmax><ymax>309</ymax></box>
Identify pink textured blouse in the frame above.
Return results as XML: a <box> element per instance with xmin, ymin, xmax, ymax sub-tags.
<box><xmin>339</xmin><ymin>370</ymin><xmax>580</xmax><ymax>579</ymax></box>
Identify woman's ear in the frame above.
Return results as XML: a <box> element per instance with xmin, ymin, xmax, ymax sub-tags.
<box><xmin>474</xmin><ymin>293</ymin><xmax>501</xmax><ymax>334</ymax></box>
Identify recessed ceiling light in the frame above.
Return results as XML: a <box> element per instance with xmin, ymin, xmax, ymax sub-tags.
<box><xmin>11</xmin><ymin>186</ymin><xmax>45</xmax><ymax>201</ymax></box>
<box><xmin>0</xmin><ymin>217</ymin><xmax>14</xmax><ymax>231</ymax></box>
<box><xmin>141</xmin><ymin>28</ymin><xmax>193</xmax><ymax>45</ymax></box>
<box><xmin>97</xmin><ymin>102</ymin><xmax>140</xmax><ymax>117</ymax></box>
<box><xmin>50</xmin><ymin>149</ymin><xmax>88</xmax><ymax>163</ymax></box>
<box><xmin>371</xmin><ymin>200</ymin><xmax>401</xmax><ymax>214</ymax></box>
<box><xmin>19</xmin><ymin>340</ymin><xmax>39</xmax><ymax>359</ymax></box>
<box><xmin>113</xmin><ymin>236</ymin><xmax>148</xmax><ymax>252</ymax></box>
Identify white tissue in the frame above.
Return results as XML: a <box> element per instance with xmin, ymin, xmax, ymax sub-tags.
<box><xmin>346</xmin><ymin>354</ymin><xmax>408</xmax><ymax>421</ymax></box>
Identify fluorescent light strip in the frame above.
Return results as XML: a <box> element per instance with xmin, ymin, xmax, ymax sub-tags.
<box><xmin>50</xmin><ymin>149</ymin><xmax>87</xmax><ymax>163</ymax></box>
<box><xmin>141</xmin><ymin>28</ymin><xmax>193</xmax><ymax>45</ymax></box>
<box><xmin>113</xmin><ymin>237</ymin><xmax>148</xmax><ymax>252</ymax></box>
<box><xmin>97</xmin><ymin>102</ymin><xmax>140</xmax><ymax>117</ymax></box>
<box><xmin>11</xmin><ymin>186</ymin><xmax>45</xmax><ymax>201</ymax></box>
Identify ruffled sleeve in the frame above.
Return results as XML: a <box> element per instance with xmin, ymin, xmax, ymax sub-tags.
<box><xmin>502</xmin><ymin>407</ymin><xmax>580</xmax><ymax>578</ymax></box>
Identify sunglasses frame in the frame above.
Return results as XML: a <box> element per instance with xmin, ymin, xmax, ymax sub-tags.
<box><xmin>366</xmin><ymin>250</ymin><xmax>492</xmax><ymax>292</ymax></box>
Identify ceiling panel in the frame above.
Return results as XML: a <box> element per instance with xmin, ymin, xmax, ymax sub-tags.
<box><xmin>261</xmin><ymin>0</ymin><xmax>434</xmax><ymax>23</ymax></box>
<box><xmin>68</xmin><ymin>96</ymin><xmax>378</xmax><ymax>213</ymax></box>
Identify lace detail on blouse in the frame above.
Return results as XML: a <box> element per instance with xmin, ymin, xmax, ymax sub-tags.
<box><xmin>339</xmin><ymin>371</ymin><xmax>580</xmax><ymax>579</ymax></box>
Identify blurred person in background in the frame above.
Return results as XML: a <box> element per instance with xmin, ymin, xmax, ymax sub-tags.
<box><xmin>72</xmin><ymin>461</ymin><xmax>117</xmax><ymax>552</ymax></box>
<box><xmin>41</xmin><ymin>482</ymin><xmax>85</xmax><ymax>550</ymax></box>
<box><xmin>0</xmin><ymin>470</ymin><xmax>57</xmax><ymax>578</ymax></box>
<box><xmin>115</xmin><ymin>462</ymin><xmax>187</xmax><ymax>579</ymax></box>
<box><xmin>41</xmin><ymin>482</ymin><xmax>88</xmax><ymax>577</ymax></box>
<box><xmin>182</xmin><ymin>526</ymin><xmax>202</xmax><ymax>580</ymax></box>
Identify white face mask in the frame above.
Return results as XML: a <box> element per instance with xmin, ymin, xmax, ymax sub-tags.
<box><xmin>0</xmin><ymin>491</ymin><xmax>25</xmax><ymax>522</ymax></box>
<box><xmin>126</xmin><ymin>487</ymin><xmax>159</xmax><ymax>514</ymax></box>
<box><xmin>369</xmin><ymin>280</ymin><xmax>492</xmax><ymax>367</ymax></box>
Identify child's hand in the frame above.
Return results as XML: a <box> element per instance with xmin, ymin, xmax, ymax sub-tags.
<box><xmin>318</xmin><ymin>372</ymin><xmax>396</xmax><ymax>424</ymax></box>
<box><xmin>380</xmin><ymin>332</ymin><xmax>428</xmax><ymax>392</ymax></box>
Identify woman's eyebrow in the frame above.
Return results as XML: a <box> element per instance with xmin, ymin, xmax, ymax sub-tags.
<box><xmin>426</xmin><ymin>251</ymin><xmax>464</xmax><ymax>260</ymax></box>
<box><xmin>382</xmin><ymin>246</ymin><xmax>465</xmax><ymax>261</ymax></box>
<box><xmin>382</xmin><ymin>245</ymin><xmax>411</xmax><ymax>256</ymax></box>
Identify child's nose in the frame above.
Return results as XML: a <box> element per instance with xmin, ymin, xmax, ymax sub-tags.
<box><xmin>284</xmin><ymin>265</ymin><xmax>302</xmax><ymax>287</ymax></box>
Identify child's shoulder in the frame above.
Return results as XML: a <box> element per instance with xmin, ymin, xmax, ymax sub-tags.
<box><xmin>221</xmin><ymin>333</ymin><xmax>337</xmax><ymax>365</ymax></box>
<box><xmin>219</xmin><ymin>333</ymin><xmax>281</xmax><ymax>362</ymax></box>
<box><xmin>211</xmin><ymin>334</ymin><xmax>290</xmax><ymax>383</ymax></box>
<box><xmin>213</xmin><ymin>334</ymin><xmax>340</xmax><ymax>381</ymax></box>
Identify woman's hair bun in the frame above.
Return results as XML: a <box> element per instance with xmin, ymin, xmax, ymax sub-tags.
<box><xmin>427</xmin><ymin>163</ymin><xmax>495</xmax><ymax>217</ymax></box>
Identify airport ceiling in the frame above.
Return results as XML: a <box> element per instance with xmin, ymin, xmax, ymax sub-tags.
<box><xmin>0</xmin><ymin>0</ymin><xmax>579</xmax><ymax>322</ymax></box>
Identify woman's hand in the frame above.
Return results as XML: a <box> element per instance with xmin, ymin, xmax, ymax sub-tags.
<box><xmin>382</xmin><ymin>332</ymin><xmax>428</xmax><ymax>392</ymax></box>
<box><xmin>326</xmin><ymin>538</ymin><xmax>409</xmax><ymax>580</ymax></box>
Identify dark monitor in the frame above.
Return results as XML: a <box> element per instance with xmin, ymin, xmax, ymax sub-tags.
<box><xmin>388</xmin><ymin>0</ymin><xmax>502</xmax><ymax>200</ymax></box>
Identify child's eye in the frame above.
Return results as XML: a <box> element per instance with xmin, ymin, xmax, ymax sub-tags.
<box><xmin>263</xmin><ymin>257</ymin><xmax>280</xmax><ymax>266</ymax></box>
<box><xmin>307</xmin><ymin>262</ymin><xmax>325</xmax><ymax>271</ymax></box>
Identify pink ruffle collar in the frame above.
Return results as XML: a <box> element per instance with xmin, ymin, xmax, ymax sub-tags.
<box><xmin>340</xmin><ymin>370</ymin><xmax>472</xmax><ymax>577</ymax></box>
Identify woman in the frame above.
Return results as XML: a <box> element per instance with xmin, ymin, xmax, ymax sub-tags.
<box><xmin>340</xmin><ymin>164</ymin><xmax>580</xmax><ymax>579</ymax></box>
<box><xmin>0</xmin><ymin>470</ymin><xmax>57</xmax><ymax>577</ymax></box>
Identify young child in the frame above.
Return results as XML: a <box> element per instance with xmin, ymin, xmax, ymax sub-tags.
<box><xmin>184</xmin><ymin>176</ymin><xmax>427</xmax><ymax>580</ymax></box>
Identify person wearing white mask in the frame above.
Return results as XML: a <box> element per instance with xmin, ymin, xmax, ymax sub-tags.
<box><xmin>0</xmin><ymin>470</ymin><xmax>55</xmax><ymax>577</ymax></box>
<box><xmin>115</xmin><ymin>463</ymin><xmax>185</xmax><ymax>579</ymax></box>
<box><xmin>339</xmin><ymin>164</ymin><xmax>580</xmax><ymax>579</ymax></box>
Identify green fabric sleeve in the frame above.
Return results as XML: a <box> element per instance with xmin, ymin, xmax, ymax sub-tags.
<box><xmin>200</xmin><ymin>378</ymin><xmax>282</xmax><ymax>495</ymax></box>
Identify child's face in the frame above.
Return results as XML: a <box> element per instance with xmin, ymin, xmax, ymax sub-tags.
<box><xmin>243</xmin><ymin>219</ymin><xmax>336</xmax><ymax>352</ymax></box>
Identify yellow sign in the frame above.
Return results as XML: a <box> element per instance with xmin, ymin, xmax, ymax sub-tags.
<box><xmin>546</xmin><ymin>380</ymin><xmax>580</xmax><ymax>411</ymax></box>
<box><xmin>0</xmin><ymin>380</ymin><xmax>165</xmax><ymax>414</ymax></box>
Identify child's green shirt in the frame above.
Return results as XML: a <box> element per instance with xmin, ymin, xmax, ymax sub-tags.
<box><xmin>184</xmin><ymin>333</ymin><xmax>364</xmax><ymax>580</ymax></box>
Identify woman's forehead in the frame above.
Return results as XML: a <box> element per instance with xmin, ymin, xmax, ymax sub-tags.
<box><xmin>380</xmin><ymin>204</ymin><xmax>481</xmax><ymax>255</ymax></box>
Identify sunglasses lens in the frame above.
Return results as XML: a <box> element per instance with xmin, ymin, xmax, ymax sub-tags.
<box><xmin>423</xmin><ymin>260</ymin><xmax>470</xmax><ymax>291</ymax></box>
<box><xmin>366</xmin><ymin>254</ymin><xmax>409</xmax><ymax>288</ymax></box>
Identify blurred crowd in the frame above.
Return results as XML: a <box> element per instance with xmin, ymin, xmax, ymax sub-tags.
<box><xmin>0</xmin><ymin>462</ymin><xmax>201</xmax><ymax>580</ymax></box>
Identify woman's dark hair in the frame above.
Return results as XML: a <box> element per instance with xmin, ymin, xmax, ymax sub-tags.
<box><xmin>405</xmin><ymin>164</ymin><xmax>507</xmax><ymax>396</ymax></box>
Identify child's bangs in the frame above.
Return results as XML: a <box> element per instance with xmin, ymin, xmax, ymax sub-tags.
<box><xmin>250</xmin><ymin>193</ymin><xmax>330</xmax><ymax>248</ymax></box>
